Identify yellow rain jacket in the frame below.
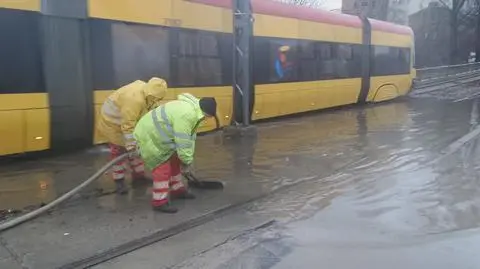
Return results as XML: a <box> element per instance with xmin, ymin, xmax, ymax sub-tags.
<box><xmin>97</xmin><ymin>77</ymin><xmax>168</xmax><ymax>148</ymax></box>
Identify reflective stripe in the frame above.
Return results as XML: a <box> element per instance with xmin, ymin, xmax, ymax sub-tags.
<box><xmin>171</xmin><ymin>174</ymin><xmax>182</xmax><ymax>182</ymax></box>
<box><xmin>153</xmin><ymin>181</ymin><xmax>169</xmax><ymax>189</ymax></box>
<box><xmin>152</xmin><ymin>109</ymin><xmax>175</xmax><ymax>149</ymax></box>
<box><xmin>151</xmin><ymin>107</ymin><xmax>196</xmax><ymax>150</ymax></box>
<box><xmin>112</xmin><ymin>173</ymin><xmax>125</xmax><ymax>180</ymax></box>
<box><xmin>124</xmin><ymin>133</ymin><xmax>134</xmax><ymax>140</ymax></box>
<box><xmin>112</xmin><ymin>165</ymin><xmax>124</xmax><ymax>172</ymax></box>
<box><xmin>104</xmin><ymin>116</ymin><xmax>121</xmax><ymax>125</ymax></box>
<box><xmin>105</xmin><ymin>99</ymin><xmax>120</xmax><ymax>113</ymax></box>
<box><xmin>160</xmin><ymin>107</ymin><xmax>192</xmax><ymax>140</ymax></box>
<box><xmin>152</xmin><ymin>192</ymin><xmax>168</xmax><ymax>201</ymax></box>
<box><xmin>102</xmin><ymin>99</ymin><xmax>122</xmax><ymax>124</ymax></box>
<box><xmin>176</xmin><ymin>142</ymin><xmax>193</xmax><ymax>149</ymax></box>
<box><xmin>171</xmin><ymin>182</ymin><xmax>185</xmax><ymax>191</ymax></box>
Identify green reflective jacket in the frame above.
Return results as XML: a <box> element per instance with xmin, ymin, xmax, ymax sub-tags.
<box><xmin>133</xmin><ymin>93</ymin><xmax>205</xmax><ymax>169</ymax></box>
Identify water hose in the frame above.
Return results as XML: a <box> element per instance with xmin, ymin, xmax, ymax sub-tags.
<box><xmin>0</xmin><ymin>153</ymin><xmax>128</xmax><ymax>233</ymax></box>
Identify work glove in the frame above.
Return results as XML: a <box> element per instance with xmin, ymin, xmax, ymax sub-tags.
<box><xmin>127</xmin><ymin>149</ymin><xmax>139</xmax><ymax>159</ymax></box>
<box><xmin>125</xmin><ymin>142</ymin><xmax>139</xmax><ymax>158</ymax></box>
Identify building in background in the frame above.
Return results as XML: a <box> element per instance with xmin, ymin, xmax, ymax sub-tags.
<box><xmin>342</xmin><ymin>0</ymin><xmax>478</xmax><ymax>67</ymax></box>
<box><xmin>409</xmin><ymin>3</ymin><xmax>451</xmax><ymax>67</ymax></box>
<box><xmin>388</xmin><ymin>0</ymin><xmax>411</xmax><ymax>25</ymax></box>
<box><xmin>409</xmin><ymin>0</ymin><xmax>477</xmax><ymax>67</ymax></box>
<box><xmin>342</xmin><ymin>0</ymin><xmax>443</xmax><ymax>25</ymax></box>
<box><xmin>342</xmin><ymin>0</ymin><xmax>389</xmax><ymax>21</ymax></box>
<box><xmin>408</xmin><ymin>0</ymin><xmax>439</xmax><ymax>15</ymax></box>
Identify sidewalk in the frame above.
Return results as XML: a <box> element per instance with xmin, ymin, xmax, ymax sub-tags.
<box><xmin>0</xmin><ymin>100</ymin><xmax>474</xmax><ymax>268</ymax></box>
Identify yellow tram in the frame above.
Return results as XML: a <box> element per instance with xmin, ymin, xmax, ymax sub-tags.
<box><xmin>0</xmin><ymin>0</ymin><xmax>415</xmax><ymax>156</ymax></box>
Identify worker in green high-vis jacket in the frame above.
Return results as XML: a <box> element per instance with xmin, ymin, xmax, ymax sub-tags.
<box><xmin>133</xmin><ymin>93</ymin><xmax>217</xmax><ymax>213</ymax></box>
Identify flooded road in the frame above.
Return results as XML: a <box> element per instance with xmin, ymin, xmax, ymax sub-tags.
<box><xmin>88</xmin><ymin>93</ymin><xmax>480</xmax><ymax>269</ymax></box>
<box><xmin>162</xmin><ymin>98</ymin><xmax>480</xmax><ymax>269</ymax></box>
<box><xmin>0</xmin><ymin>97</ymin><xmax>475</xmax><ymax>212</ymax></box>
<box><xmin>2</xmin><ymin>88</ymin><xmax>480</xmax><ymax>268</ymax></box>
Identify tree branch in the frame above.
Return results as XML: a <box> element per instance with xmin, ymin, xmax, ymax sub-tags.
<box><xmin>453</xmin><ymin>0</ymin><xmax>467</xmax><ymax>13</ymax></box>
<box><xmin>438</xmin><ymin>0</ymin><xmax>451</xmax><ymax>8</ymax></box>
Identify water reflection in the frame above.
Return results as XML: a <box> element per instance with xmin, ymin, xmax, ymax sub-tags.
<box><xmin>0</xmin><ymin>98</ymin><xmax>478</xmax><ymax>220</ymax></box>
<box><xmin>355</xmin><ymin>109</ymin><xmax>368</xmax><ymax>151</ymax></box>
<box><xmin>461</xmin><ymin>98</ymin><xmax>479</xmax><ymax>171</ymax></box>
<box><xmin>250</xmin><ymin>98</ymin><xmax>480</xmax><ymax>249</ymax></box>
<box><xmin>0</xmin><ymin>171</ymin><xmax>56</xmax><ymax>210</ymax></box>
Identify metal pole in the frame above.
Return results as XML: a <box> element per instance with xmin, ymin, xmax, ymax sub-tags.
<box><xmin>233</xmin><ymin>0</ymin><xmax>253</xmax><ymax>126</ymax></box>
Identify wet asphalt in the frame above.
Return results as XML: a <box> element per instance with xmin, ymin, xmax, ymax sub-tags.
<box><xmin>2</xmin><ymin>83</ymin><xmax>480</xmax><ymax>268</ymax></box>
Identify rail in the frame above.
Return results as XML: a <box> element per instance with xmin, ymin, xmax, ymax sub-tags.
<box><xmin>414</xmin><ymin>62</ymin><xmax>480</xmax><ymax>87</ymax></box>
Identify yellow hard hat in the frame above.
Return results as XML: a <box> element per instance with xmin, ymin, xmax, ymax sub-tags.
<box><xmin>279</xmin><ymin>45</ymin><xmax>290</xmax><ymax>52</ymax></box>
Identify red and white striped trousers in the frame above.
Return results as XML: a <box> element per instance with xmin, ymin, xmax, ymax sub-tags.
<box><xmin>151</xmin><ymin>154</ymin><xmax>187</xmax><ymax>207</ymax></box>
<box><xmin>109</xmin><ymin>143</ymin><xmax>145</xmax><ymax>181</ymax></box>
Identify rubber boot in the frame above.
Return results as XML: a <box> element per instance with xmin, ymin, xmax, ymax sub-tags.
<box><xmin>152</xmin><ymin>203</ymin><xmax>178</xmax><ymax>214</ymax></box>
<box><xmin>172</xmin><ymin>190</ymin><xmax>196</xmax><ymax>200</ymax></box>
<box><xmin>115</xmin><ymin>179</ymin><xmax>128</xmax><ymax>195</ymax></box>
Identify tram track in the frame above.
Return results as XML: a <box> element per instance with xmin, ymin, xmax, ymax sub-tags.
<box><xmin>69</xmin><ymin>117</ymin><xmax>480</xmax><ymax>269</ymax></box>
<box><xmin>411</xmin><ymin>70</ymin><xmax>480</xmax><ymax>95</ymax></box>
<box><xmin>57</xmin><ymin>157</ymin><xmax>368</xmax><ymax>269</ymax></box>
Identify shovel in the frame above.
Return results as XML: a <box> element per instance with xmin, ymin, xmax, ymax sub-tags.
<box><xmin>183</xmin><ymin>172</ymin><xmax>224</xmax><ymax>190</ymax></box>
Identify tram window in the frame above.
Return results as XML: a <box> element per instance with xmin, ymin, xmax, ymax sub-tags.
<box><xmin>337</xmin><ymin>44</ymin><xmax>362</xmax><ymax>78</ymax></box>
<box><xmin>196</xmin><ymin>58</ymin><xmax>222</xmax><ymax>85</ymax></box>
<box><xmin>0</xmin><ymin>9</ymin><xmax>44</xmax><ymax>93</ymax></box>
<box><xmin>338</xmin><ymin>45</ymin><xmax>353</xmax><ymax>60</ymax></box>
<box><xmin>350</xmin><ymin>44</ymin><xmax>363</xmax><ymax>77</ymax></box>
<box><xmin>175</xmin><ymin>30</ymin><xmax>224</xmax><ymax>87</ymax></box>
<box><xmin>198</xmin><ymin>34</ymin><xmax>219</xmax><ymax>57</ymax></box>
<box><xmin>335</xmin><ymin>44</ymin><xmax>353</xmax><ymax>79</ymax></box>
<box><xmin>178</xmin><ymin>31</ymin><xmax>197</xmax><ymax>56</ymax></box>
<box><xmin>299</xmin><ymin>41</ymin><xmax>315</xmax><ymax>59</ymax></box>
<box><xmin>299</xmin><ymin>59</ymin><xmax>318</xmax><ymax>81</ymax></box>
<box><xmin>391</xmin><ymin>47</ymin><xmax>403</xmax><ymax>73</ymax></box>
<box><xmin>90</xmin><ymin>19</ymin><xmax>115</xmax><ymax>90</ymax></box>
<box><xmin>398</xmin><ymin>48</ymin><xmax>411</xmax><ymax>73</ymax></box>
<box><xmin>196</xmin><ymin>33</ymin><xmax>222</xmax><ymax>84</ymax></box>
<box><xmin>317</xmin><ymin>43</ymin><xmax>333</xmax><ymax>60</ymax></box>
<box><xmin>298</xmin><ymin>41</ymin><xmax>317</xmax><ymax>81</ymax></box>
<box><xmin>218</xmin><ymin>33</ymin><xmax>233</xmax><ymax>85</ymax></box>
<box><xmin>317</xmin><ymin>43</ymin><xmax>336</xmax><ymax>79</ymax></box>
<box><xmin>177</xmin><ymin>58</ymin><xmax>196</xmax><ymax>86</ymax></box>
<box><xmin>352</xmin><ymin>44</ymin><xmax>363</xmax><ymax>60</ymax></box>
<box><xmin>110</xmin><ymin>22</ymin><xmax>170</xmax><ymax>87</ymax></box>
<box><xmin>372</xmin><ymin>46</ymin><xmax>391</xmax><ymax>76</ymax></box>
<box><xmin>253</xmin><ymin>38</ymin><xmax>271</xmax><ymax>84</ymax></box>
<box><xmin>372</xmin><ymin>45</ymin><xmax>410</xmax><ymax>76</ymax></box>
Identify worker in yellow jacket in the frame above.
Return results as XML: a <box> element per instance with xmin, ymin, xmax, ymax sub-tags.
<box><xmin>97</xmin><ymin>77</ymin><xmax>168</xmax><ymax>194</ymax></box>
